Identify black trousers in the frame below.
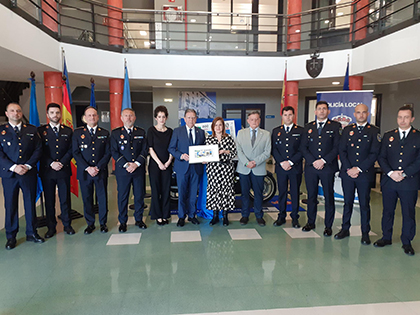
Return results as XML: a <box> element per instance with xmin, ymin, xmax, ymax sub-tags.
<box><xmin>79</xmin><ymin>175</ymin><xmax>108</xmax><ymax>226</ymax></box>
<box><xmin>276</xmin><ymin>171</ymin><xmax>302</xmax><ymax>221</ymax></box>
<box><xmin>41</xmin><ymin>176</ymin><xmax>72</xmax><ymax>230</ymax></box>
<box><xmin>149</xmin><ymin>162</ymin><xmax>172</xmax><ymax>220</ymax></box>
<box><xmin>116</xmin><ymin>173</ymin><xmax>145</xmax><ymax>224</ymax></box>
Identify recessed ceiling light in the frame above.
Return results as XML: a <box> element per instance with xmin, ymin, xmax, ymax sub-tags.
<box><xmin>295</xmin><ymin>29</ymin><xmax>301</xmax><ymax>33</ymax></box>
<box><xmin>165</xmin><ymin>82</ymin><xmax>172</xmax><ymax>86</ymax></box>
<box><xmin>140</xmin><ymin>31</ymin><xmax>147</xmax><ymax>36</ymax></box>
<box><xmin>324</xmin><ymin>20</ymin><xmax>329</xmax><ymax>24</ymax></box>
<box><xmin>332</xmin><ymin>81</ymin><xmax>340</xmax><ymax>85</ymax></box>
<box><xmin>144</xmin><ymin>41</ymin><xmax>150</xmax><ymax>46</ymax></box>
<box><xmin>164</xmin><ymin>98</ymin><xmax>173</xmax><ymax>102</ymax></box>
<box><xmin>337</xmin><ymin>12</ymin><xmax>344</xmax><ymax>16</ymax></box>
<box><xmin>190</xmin><ymin>19</ymin><xmax>196</xmax><ymax>23</ymax></box>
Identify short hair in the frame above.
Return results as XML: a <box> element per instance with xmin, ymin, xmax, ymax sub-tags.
<box><xmin>282</xmin><ymin>106</ymin><xmax>295</xmax><ymax>115</ymax></box>
<box><xmin>154</xmin><ymin>105</ymin><xmax>168</xmax><ymax>118</ymax></box>
<box><xmin>398</xmin><ymin>105</ymin><xmax>414</xmax><ymax>117</ymax></box>
<box><xmin>184</xmin><ymin>108</ymin><xmax>197</xmax><ymax>117</ymax></box>
<box><xmin>211</xmin><ymin>117</ymin><xmax>227</xmax><ymax>138</ymax></box>
<box><xmin>46</xmin><ymin>103</ymin><xmax>61</xmax><ymax>112</ymax></box>
<box><xmin>316</xmin><ymin>101</ymin><xmax>329</xmax><ymax>109</ymax></box>
<box><xmin>121</xmin><ymin>108</ymin><xmax>135</xmax><ymax>115</ymax></box>
<box><xmin>247</xmin><ymin>111</ymin><xmax>261</xmax><ymax>118</ymax></box>
<box><xmin>5</xmin><ymin>102</ymin><xmax>21</xmax><ymax>111</ymax></box>
<box><xmin>84</xmin><ymin>106</ymin><xmax>98</xmax><ymax>115</ymax></box>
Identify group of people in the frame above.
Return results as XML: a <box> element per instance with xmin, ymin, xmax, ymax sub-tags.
<box><xmin>0</xmin><ymin>101</ymin><xmax>419</xmax><ymax>256</ymax></box>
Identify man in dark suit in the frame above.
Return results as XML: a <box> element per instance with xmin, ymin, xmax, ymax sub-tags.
<box><xmin>335</xmin><ymin>104</ymin><xmax>381</xmax><ymax>244</ymax></box>
<box><xmin>0</xmin><ymin>103</ymin><xmax>44</xmax><ymax>249</ymax></box>
<box><xmin>271</xmin><ymin>106</ymin><xmax>304</xmax><ymax>228</ymax></box>
<box><xmin>38</xmin><ymin>103</ymin><xmax>75</xmax><ymax>238</ymax></box>
<box><xmin>168</xmin><ymin>109</ymin><xmax>205</xmax><ymax>227</ymax></box>
<box><xmin>374</xmin><ymin>105</ymin><xmax>420</xmax><ymax>256</ymax></box>
<box><xmin>73</xmin><ymin>106</ymin><xmax>111</xmax><ymax>234</ymax></box>
<box><xmin>300</xmin><ymin>101</ymin><xmax>342</xmax><ymax>236</ymax></box>
<box><xmin>111</xmin><ymin>108</ymin><xmax>148</xmax><ymax>232</ymax></box>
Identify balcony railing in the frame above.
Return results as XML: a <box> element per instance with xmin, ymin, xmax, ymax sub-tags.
<box><xmin>6</xmin><ymin>0</ymin><xmax>420</xmax><ymax>55</ymax></box>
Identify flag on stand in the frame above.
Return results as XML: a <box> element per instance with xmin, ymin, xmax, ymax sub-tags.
<box><xmin>343</xmin><ymin>60</ymin><xmax>350</xmax><ymax>91</ymax></box>
<box><xmin>62</xmin><ymin>58</ymin><xmax>79</xmax><ymax>197</ymax></box>
<box><xmin>29</xmin><ymin>75</ymin><xmax>43</xmax><ymax>202</ymax></box>
<box><xmin>280</xmin><ymin>64</ymin><xmax>287</xmax><ymax>111</ymax></box>
<box><xmin>90</xmin><ymin>79</ymin><xmax>96</xmax><ymax>108</ymax></box>
<box><xmin>121</xmin><ymin>65</ymin><xmax>132</xmax><ymax>111</ymax></box>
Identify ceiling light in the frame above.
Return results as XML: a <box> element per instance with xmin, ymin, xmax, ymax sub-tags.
<box><xmin>332</xmin><ymin>81</ymin><xmax>340</xmax><ymax>85</ymax></box>
<box><xmin>295</xmin><ymin>29</ymin><xmax>301</xmax><ymax>33</ymax></box>
<box><xmin>144</xmin><ymin>41</ymin><xmax>150</xmax><ymax>46</ymax></box>
<box><xmin>324</xmin><ymin>20</ymin><xmax>329</xmax><ymax>24</ymax></box>
<box><xmin>232</xmin><ymin>26</ymin><xmax>237</xmax><ymax>29</ymax></box>
<box><xmin>190</xmin><ymin>19</ymin><xmax>196</xmax><ymax>22</ymax></box>
<box><xmin>165</xmin><ymin>82</ymin><xmax>172</xmax><ymax>86</ymax></box>
<box><xmin>337</xmin><ymin>12</ymin><xmax>344</xmax><ymax>16</ymax></box>
<box><xmin>164</xmin><ymin>98</ymin><xmax>173</xmax><ymax>102</ymax></box>
<box><xmin>140</xmin><ymin>31</ymin><xmax>147</xmax><ymax>36</ymax></box>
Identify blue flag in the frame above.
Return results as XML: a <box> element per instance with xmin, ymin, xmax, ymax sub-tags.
<box><xmin>90</xmin><ymin>81</ymin><xmax>96</xmax><ymax>108</ymax></box>
<box><xmin>29</xmin><ymin>77</ymin><xmax>43</xmax><ymax>202</ymax></box>
<box><xmin>121</xmin><ymin>65</ymin><xmax>132</xmax><ymax>111</ymax></box>
<box><xmin>343</xmin><ymin>61</ymin><xmax>349</xmax><ymax>91</ymax></box>
<box><xmin>63</xmin><ymin>58</ymin><xmax>73</xmax><ymax>105</ymax></box>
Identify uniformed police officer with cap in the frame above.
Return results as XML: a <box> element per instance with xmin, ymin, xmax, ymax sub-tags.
<box><xmin>374</xmin><ymin>105</ymin><xmax>420</xmax><ymax>256</ymax></box>
<box><xmin>335</xmin><ymin>104</ymin><xmax>381</xmax><ymax>244</ymax></box>
<box><xmin>271</xmin><ymin>106</ymin><xmax>304</xmax><ymax>228</ymax></box>
<box><xmin>111</xmin><ymin>108</ymin><xmax>148</xmax><ymax>232</ymax></box>
<box><xmin>300</xmin><ymin>101</ymin><xmax>342</xmax><ymax>236</ymax></box>
<box><xmin>38</xmin><ymin>103</ymin><xmax>75</xmax><ymax>238</ymax></box>
<box><xmin>73</xmin><ymin>106</ymin><xmax>111</xmax><ymax>234</ymax></box>
<box><xmin>0</xmin><ymin>102</ymin><xmax>44</xmax><ymax>249</ymax></box>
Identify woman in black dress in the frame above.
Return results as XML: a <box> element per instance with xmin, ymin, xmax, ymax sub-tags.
<box><xmin>148</xmin><ymin>106</ymin><xmax>173</xmax><ymax>225</ymax></box>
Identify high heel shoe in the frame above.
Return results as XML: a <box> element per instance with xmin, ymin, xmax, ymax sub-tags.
<box><xmin>156</xmin><ymin>219</ymin><xmax>163</xmax><ymax>226</ymax></box>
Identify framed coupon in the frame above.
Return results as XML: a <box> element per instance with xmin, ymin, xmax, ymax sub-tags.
<box><xmin>189</xmin><ymin>145</ymin><xmax>219</xmax><ymax>164</ymax></box>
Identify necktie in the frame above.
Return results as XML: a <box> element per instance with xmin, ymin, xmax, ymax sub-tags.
<box><xmin>358</xmin><ymin>125</ymin><xmax>363</xmax><ymax>132</ymax></box>
<box><xmin>14</xmin><ymin>126</ymin><xmax>19</xmax><ymax>136</ymax></box>
<box><xmin>90</xmin><ymin>128</ymin><xmax>94</xmax><ymax>136</ymax></box>
<box><xmin>285</xmin><ymin>126</ymin><xmax>290</xmax><ymax>133</ymax></box>
<box><xmin>401</xmin><ymin>131</ymin><xmax>406</xmax><ymax>143</ymax></box>
<box><xmin>127</xmin><ymin>128</ymin><xmax>132</xmax><ymax>141</ymax></box>
<box><xmin>53</xmin><ymin>126</ymin><xmax>59</xmax><ymax>137</ymax></box>
<box><xmin>318</xmin><ymin>122</ymin><xmax>324</xmax><ymax>136</ymax></box>
<box><xmin>251</xmin><ymin>129</ymin><xmax>256</xmax><ymax>147</ymax></box>
<box><xmin>189</xmin><ymin>128</ymin><xmax>193</xmax><ymax>145</ymax></box>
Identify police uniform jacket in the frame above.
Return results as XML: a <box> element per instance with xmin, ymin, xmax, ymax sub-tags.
<box><xmin>378</xmin><ymin>128</ymin><xmax>420</xmax><ymax>190</ymax></box>
<box><xmin>271</xmin><ymin>124</ymin><xmax>304</xmax><ymax>174</ymax></box>
<box><xmin>110</xmin><ymin>126</ymin><xmax>147</xmax><ymax>177</ymax></box>
<box><xmin>0</xmin><ymin>123</ymin><xmax>42</xmax><ymax>178</ymax></box>
<box><xmin>72</xmin><ymin>126</ymin><xmax>111</xmax><ymax>180</ymax></box>
<box><xmin>38</xmin><ymin>124</ymin><xmax>73</xmax><ymax>179</ymax></box>
<box><xmin>339</xmin><ymin>123</ymin><xmax>381</xmax><ymax>182</ymax></box>
<box><xmin>300</xmin><ymin>119</ymin><xmax>341</xmax><ymax>173</ymax></box>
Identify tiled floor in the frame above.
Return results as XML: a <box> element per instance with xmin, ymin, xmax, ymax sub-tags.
<box><xmin>0</xmin><ymin>174</ymin><xmax>419</xmax><ymax>315</ymax></box>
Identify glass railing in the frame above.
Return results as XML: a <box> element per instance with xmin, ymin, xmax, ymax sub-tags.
<box><xmin>6</xmin><ymin>0</ymin><xmax>420</xmax><ymax>55</ymax></box>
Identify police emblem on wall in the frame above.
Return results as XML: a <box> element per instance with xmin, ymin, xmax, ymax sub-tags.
<box><xmin>306</xmin><ymin>51</ymin><xmax>323</xmax><ymax>78</ymax></box>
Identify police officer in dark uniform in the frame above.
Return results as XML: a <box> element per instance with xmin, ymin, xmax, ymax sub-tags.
<box><xmin>271</xmin><ymin>106</ymin><xmax>304</xmax><ymax>228</ymax></box>
<box><xmin>73</xmin><ymin>106</ymin><xmax>111</xmax><ymax>234</ymax></box>
<box><xmin>38</xmin><ymin>103</ymin><xmax>75</xmax><ymax>238</ymax></box>
<box><xmin>300</xmin><ymin>101</ymin><xmax>342</xmax><ymax>236</ymax></box>
<box><xmin>111</xmin><ymin>108</ymin><xmax>148</xmax><ymax>232</ymax></box>
<box><xmin>335</xmin><ymin>104</ymin><xmax>381</xmax><ymax>245</ymax></box>
<box><xmin>0</xmin><ymin>103</ymin><xmax>44</xmax><ymax>249</ymax></box>
<box><xmin>374</xmin><ymin>105</ymin><xmax>420</xmax><ymax>256</ymax></box>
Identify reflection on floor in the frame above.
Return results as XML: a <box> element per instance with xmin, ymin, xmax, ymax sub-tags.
<box><xmin>0</xmin><ymin>174</ymin><xmax>419</xmax><ymax>315</ymax></box>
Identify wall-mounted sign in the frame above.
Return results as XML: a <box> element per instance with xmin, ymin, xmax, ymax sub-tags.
<box><xmin>266</xmin><ymin>115</ymin><xmax>275</xmax><ymax>119</ymax></box>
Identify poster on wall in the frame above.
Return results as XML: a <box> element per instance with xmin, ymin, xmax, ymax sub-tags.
<box><xmin>179</xmin><ymin>91</ymin><xmax>217</xmax><ymax>120</ymax></box>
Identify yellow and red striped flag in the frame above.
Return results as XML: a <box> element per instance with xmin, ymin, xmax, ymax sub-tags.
<box><xmin>280</xmin><ymin>64</ymin><xmax>287</xmax><ymax>111</ymax></box>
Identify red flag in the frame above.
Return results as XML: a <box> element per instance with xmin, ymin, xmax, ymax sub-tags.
<box><xmin>62</xmin><ymin>79</ymin><xmax>79</xmax><ymax>197</ymax></box>
<box><xmin>280</xmin><ymin>65</ymin><xmax>287</xmax><ymax>111</ymax></box>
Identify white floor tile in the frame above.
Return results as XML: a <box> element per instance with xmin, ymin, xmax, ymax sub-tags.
<box><xmin>171</xmin><ymin>231</ymin><xmax>202</xmax><ymax>243</ymax></box>
<box><xmin>283</xmin><ymin>227</ymin><xmax>321</xmax><ymax>238</ymax></box>
<box><xmin>228</xmin><ymin>228</ymin><xmax>262</xmax><ymax>240</ymax></box>
<box><xmin>106</xmin><ymin>233</ymin><xmax>142</xmax><ymax>245</ymax></box>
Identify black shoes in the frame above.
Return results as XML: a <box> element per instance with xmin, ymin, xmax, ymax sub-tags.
<box><xmin>292</xmin><ymin>220</ymin><xmax>301</xmax><ymax>228</ymax></box>
<box><xmin>5</xmin><ymin>238</ymin><xmax>17</xmax><ymax>250</ymax></box>
<box><xmin>273</xmin><ymin>218</ymin><xmax>286</xmax><ymax>227</ymax></box>
<box><xmin>156</xmin><ymin>219</ymin><xmax>164</xmax><ymax>226</ymax></box>
<box><xmin>302</xmin><ymin>223</ymin><xmax>315</xmax><ymax>232</ymax></box>
<box><xmin>334</xmin><ymin>229</ymin><xmax>350</xmax><ymax>239</ymax></box>
<box><xmin>209</xmin><ymin>211</ymin><xmax>220</xmax><ymax>226</ymax></box>
<box><xmin>135</xmin><ymin>221</ymin><xmax>147</xmax><ymax>229</ymax></box>
<box><xmin>222</xmin><ymin>211</ymin><xmax>229</xmax><ymax>226</ymax></box>
<box><xmin>240</xmin><ymin>217</ymin><xmax>249</xmax><ymax>225</ymax></box>
<box><xmin>257</xmin><ymin>218</ymin><xmax>266</xmax><ymax>226</ymax></box>
<box><xmin>373</xmin><ymin>238</ymin><xmax>392</xmax><ymax>247</ymax></box>
<box><xmin>177</xmin><ymin>218</ymin><xmax>185</xmax><ymax>227</ymax></box>
<box><xmin>119</xmin><ymin>223</ymin><xmax>127</xmax><ymax>233</ymax></box>
<box><xmin>163</xmin><ymin>219</ymin><xmax>169</xmax><ymax>225</ymax></box>
<box><xmin>361</xmin><ymin>233</ymin><xmax>371</xmax><ymax>245</ymax></box>
<box><xmin>84</xmin><ymin>225</ymin><xmax>95</xmax><ymax>234</ymax></box>
<box><xmin>188</xmin><ymin>217</ymin><xmax>200</xmax><ymax>225</ymax></box>
<box><xmin>402</xmin><ymin>244</ymin><xmax>415</xmax><ymax>256</ymax></box>
<box><xmin>44</xmin><ymin>229</ymin><xmax>56</xmax><ymax>239</ymax></box>
<box><xmin>323</xmin><ymin>228</ymin><xmax>332</xmax><ymax>236</ymax></box>
<box><xmin>26</xmin><ymin>233</ymin><xmax>45</xmax><ymax>243</ymax></box>
<box><xmin>100</xmin><ymin>225</ymin><xmax>108</xmax><ymax>233</ymax></box>
<box><xmin>64</xmin><ymin>226</ymin><xmax>76</xmax><ymax>235</ymax></box>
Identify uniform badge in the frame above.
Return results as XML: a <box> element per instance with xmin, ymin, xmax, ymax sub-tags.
<box><xmin>1</xmin><ymin>130</ymin><xmax>5</xmax><ymax>135</ymax></box>
<box><xmin>413</xmin><ymin>130</ymin><xmax>417</xmax><ymax>133</ymax></box>
<box><xmin>367</xmin><ymin>125</ymin><xmax>371</xmax><ymax>128</ymax></box>
<box><xmin>81</xmin><ymin>134</ymin><xmax>85</xmax><ymax>139</ymax></box>
<box><xmin>7</xmin><ymin>142</ymin><xmax>11</xmax><ymax>146</ymax></box>
<box><xmin>308</xmin><ymin>129</ymin><xmax>313</xmax><ymax>134</ymax></box>
<box><xmin>349</xmin><ymin>131</ymin><xmax>354</xmax><ymax>136</ymax></box>
<box><xmin>120</xmin><ymin>135</ymin><xmax>124</xmax><ymax>139</ymax></box>
<box><xmin>121</xmin><ymin>146</ymin><xmax>125</xmax><ymax>151</ymax></box>
<box><xmin>389</xmin><ymin>136</ymin><xmax>394</xmax><ymax>142</ymax></box>
<box><xmin>377</xmin><ymin>134</ymin><xmax>382</xmax><ymax>142</ymax></box>
<box><xmin>277</xmin><ymin>132</ymin><xmax>281</xmax><ymax>136</ymax></box>
<box><xmin>351</xmin><ymin>144</ymin><xmax>354</xmax><ymax>147</ymax></box>
<box><xmin>327</xmin><ymin>121</ymin><xmax>331</xmax><ymax>124</ymax></box>
<box><xmin>43</xmin><ymin>131</ymin><xmax>47</xmax><ymax>136</ymax></box>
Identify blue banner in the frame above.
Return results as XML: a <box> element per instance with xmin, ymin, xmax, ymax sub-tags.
<box><xmin>121</xmin><ymin>66</ymin><xmax>132</xmax><ymax>111</ymax></box>
<box><xmin>90</xmin><ymin>82</ymin><xmax>96</xmax><ymax>108</ymax></box>
<box><xmin>316</xmin><ymin>90</ymin><xmax>374</xmax><ymax>126</ymax></box>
